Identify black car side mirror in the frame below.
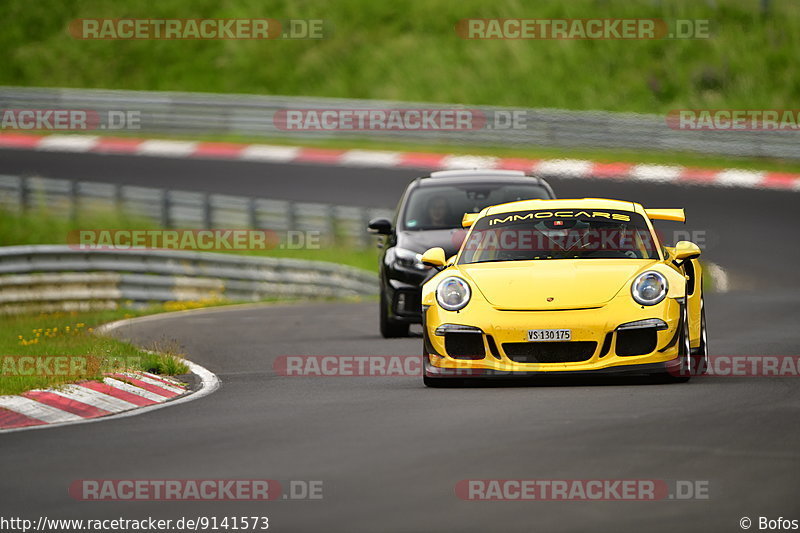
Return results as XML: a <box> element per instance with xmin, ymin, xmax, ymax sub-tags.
<box><xmin>367</xmin><ymin>217</ymin><xmax>393</xmax><ymax>235</ymax></box>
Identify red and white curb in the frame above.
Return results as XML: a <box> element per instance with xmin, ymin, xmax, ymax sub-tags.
<box><xmin>1</xmin><ymin>132</ymin><xmax>798</xmax><ymax>192</ymax></box>
<box><xmin>0</xmin><ymin>359</ymin><xmax>219</xmax><ymax>433</ymax></box>
<box><xmin>0</xmin><ymin>371</ymin><xmax>185</xmax><ymax>430</ymax></box>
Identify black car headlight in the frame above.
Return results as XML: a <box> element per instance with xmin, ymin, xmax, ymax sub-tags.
<box><xmin>436</xmin><ymin>277</ymin><xmax>471</xmax><ymax>311</ymax></box>
<box><xmin>631</xmin><ymin>271</ymin><xmax>668</xmax><ymax>306</ymax></box>
<box><xmin>393</xmin><ymin>247</ymin><xmax>429</xmax><ymax>271</ymax></box>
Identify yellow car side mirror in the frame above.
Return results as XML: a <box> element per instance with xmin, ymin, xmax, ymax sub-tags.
<box><xmin>420</xmin><ymin>247</ymin><xmax>447</xmax><ymax>268</ymax></box>
<box><xmin>673</xmin><ymin>241</ymin><xmax>701</xmax><ymax>261</ymax></box>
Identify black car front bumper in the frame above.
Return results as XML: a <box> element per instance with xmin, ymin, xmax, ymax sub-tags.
<box><xmin>384</xmin><ymin>279</ymin><xmax>424</xmax><ymax>323</ymax></box>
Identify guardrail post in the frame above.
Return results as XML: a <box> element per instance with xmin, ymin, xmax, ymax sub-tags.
<box><xmin>68</xmin><ymin>179</ymin><xmax>78</xmax><ymax>223</ymax></box>
<box><xmin>286</xmin><ymin>201</ymin><xmax>297</xmax><ymax>232</ymax></box>
<box><xmin>161</xmin><ymin>189</ymin><xmax>170</xmax><ymax>228</ymax></box>
<box><xmin>203</xmin><ymin>192</ymin><xmax>213</xmax><ymax>228</ymax></box>
<box><xmin>114</xmin><ymin>183</ymin><xmax>122</xmax><ymax>213</ymax></box>
<box><xmin>328</xmin><ymin>204</ymin><xmax>338</xmax><ymax>247</ymax></box>
<box><xmin>20</xmin><ymin>176</ymin><xmax>30</xmax><ymax>211</ymax></box>
<box><xmin>248</xmin><ymin>197</ymin><xmax>257</xmax><ymax>228</ymax></box>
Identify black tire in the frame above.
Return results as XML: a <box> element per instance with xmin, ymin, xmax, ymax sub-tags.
<box><xmin>690</xmin><ymin>297</ymin><xmax>709</xmax><ymax>376</ymax></box>
<box><xmin>658</xmin><ymin>304</ymin><xmax>692</xmax><ymax>383</ymax></box>
<box><xmin>380</xmin><ymin>290</ymin><xmax>409</xmax><ymax>338</ymax></box>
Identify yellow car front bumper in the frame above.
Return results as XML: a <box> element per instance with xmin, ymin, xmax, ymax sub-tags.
<box><xmin>423</xmin><ymin>295</ymin><xmax>684</xmax><ymax>376</ymax></box>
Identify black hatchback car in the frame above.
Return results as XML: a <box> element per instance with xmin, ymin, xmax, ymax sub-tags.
<box><xmin>368</xmin><ymin>169</ymin><xmax>555</xmax><ymax>337</ymax></box>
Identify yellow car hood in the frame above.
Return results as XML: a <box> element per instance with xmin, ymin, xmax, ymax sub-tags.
<box><xmin>459</xmin><ymin>259</ymin><xmax>657</xmax><ymax>310</ymax></box>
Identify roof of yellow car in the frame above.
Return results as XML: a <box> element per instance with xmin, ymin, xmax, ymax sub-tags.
<box><xmin>485</xmin><ymin>198</ymin><xmax>640</xmax><ymax>215</ymax></box>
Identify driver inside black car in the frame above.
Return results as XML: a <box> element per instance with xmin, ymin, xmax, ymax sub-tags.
<box><xmin>425</xmin><ymin>195</ymin><xmax>452</xmax><ymax>228</ymax></box>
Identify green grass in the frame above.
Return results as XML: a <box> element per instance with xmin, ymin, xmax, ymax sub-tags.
<box><xmin>1</xmin><ymin>0</ymin><xmax>797</xmax><ymax>114</ymax></box>
<box><xmin>0</xmin><ymin>309</ymin><xmax>188</xmax><ymax>395</ymax></box>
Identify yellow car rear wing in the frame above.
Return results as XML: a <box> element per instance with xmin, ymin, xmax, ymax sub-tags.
<box><xmin>645</xmin><ymin>208</ymin><xmax>685</xmax><ymax>223</ymax></box>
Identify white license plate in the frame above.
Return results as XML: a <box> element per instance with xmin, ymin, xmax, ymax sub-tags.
<box><xmin>527</xmin><ymin>329</ymin><xmax>571</xmax><ymax>341</ymax></box>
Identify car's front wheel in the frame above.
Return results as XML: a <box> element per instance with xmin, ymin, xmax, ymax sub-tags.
<box><xmin>690</xmin><ymin>297</ymin><xmax>709</xmax><ymax>375</ymax></box>
<box><xmin>655</xmin><ymin>304</ymin><xmax>692</xmax><ymax>383</ymax></box>
<box><xmin>380</xmin><ymin>290</ymin><xmax>409</xmax><ymax>338</ymax></box>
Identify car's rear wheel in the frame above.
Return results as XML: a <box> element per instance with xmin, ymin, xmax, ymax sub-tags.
<box><xmin>380</xmin><ymin>290</ymin><xmax>409</xmax><ymax>338</ymax></box>
<box><xmin>690</xmin><ymin>297</ymin><xmax>709</xmax><ymax>375</ymax></box>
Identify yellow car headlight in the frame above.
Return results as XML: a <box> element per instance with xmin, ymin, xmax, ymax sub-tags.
<box><xmin>631</xmin><ymin>271</ymin><xmax>668</xmax><ymax>306</ymax></box>
<box><xmin>436</xmin><ymin>277</ymin><xmax>471</xmax><ymax>311</ymax></box>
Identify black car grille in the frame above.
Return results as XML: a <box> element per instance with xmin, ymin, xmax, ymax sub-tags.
<box><xmin>445</xmin><ymin>333</ymin><xmax>485</xmax><ymax>359</ymax></box>
<box><xmin>502</xmin><ymin>342</ymin><xmax>597</xmax><ymax>363</ymax></box>
<box><xmin>615</xmin><ymin>328</ymin><xmax>658</xmax><ymax>357</ymax></box>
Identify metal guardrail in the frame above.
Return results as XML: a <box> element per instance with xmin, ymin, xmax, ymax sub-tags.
<box><xmin>0</xmin><ymin>174</ymin><xmax>392</xmax><ymax>249</ymax></box>
<box><xmin>0</xmin><ymin>245</ymin><xmax>378</xmax><ymax>314</ymax></box>
<box><xmin>1</xmin><ymin>86</ymin><xmax>797</xmax><ymax>159</ymax></box>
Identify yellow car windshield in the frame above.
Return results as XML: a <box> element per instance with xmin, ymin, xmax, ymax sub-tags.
<box><xmin>459</xmin><ymin>209</ymin><xmax>659</xmax><ymax>263</ymax></box>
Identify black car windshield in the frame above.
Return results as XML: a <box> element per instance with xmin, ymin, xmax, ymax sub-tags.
<box><xmin>401</xmin><ymin>183</ymin><xmax>550</xmax><ymax>231</ymax></box>
<box><xmin>459</xmin><ymin>209</ymin><xmax>660</xmax><ymax>263</ymax></box>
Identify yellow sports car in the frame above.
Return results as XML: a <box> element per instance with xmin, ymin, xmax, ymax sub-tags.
<box><xmin>420</xmin><ymin>198</ymin><xmax>708</xmax><ymax>387</ymax></box>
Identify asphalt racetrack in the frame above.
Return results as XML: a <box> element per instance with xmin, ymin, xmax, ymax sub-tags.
<box><xmin>0</xmin><ymin>148</ymin><xmax>798</xmax><ymax>532</ymax></box>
